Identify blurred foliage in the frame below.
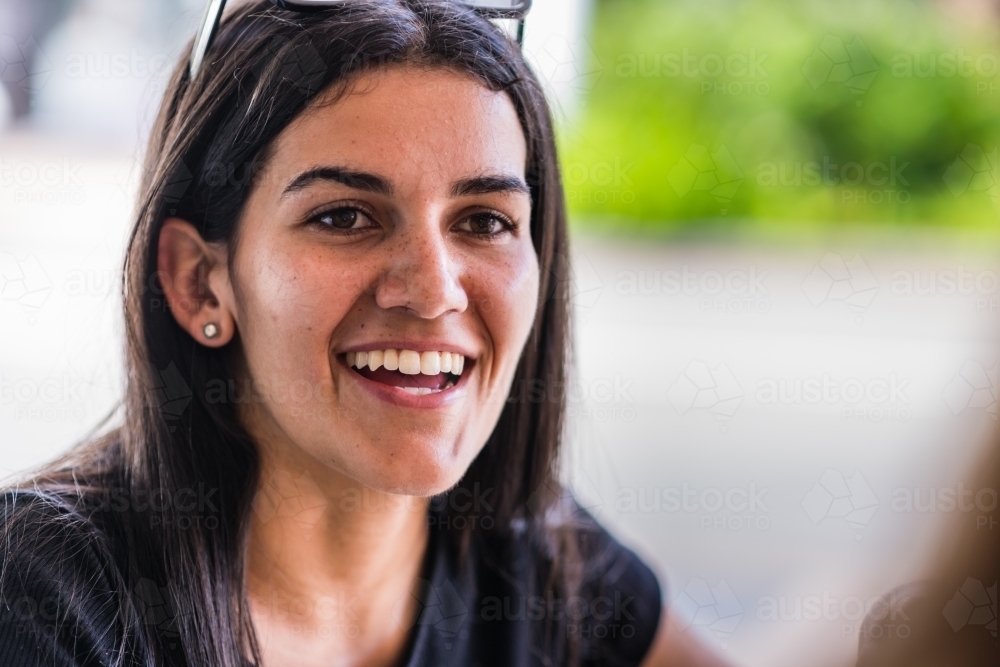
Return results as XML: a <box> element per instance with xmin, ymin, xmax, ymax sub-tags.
<box><xmin>559</xmin><ymin>0</ymin><xmax>1000</xmax><ymax>233</ymax></box>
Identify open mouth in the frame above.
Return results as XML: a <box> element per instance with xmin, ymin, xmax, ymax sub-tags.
<box><xmin>343</xmin><ymin>349</ymin><xmax>471</xmax><ymax>396</ymax></box>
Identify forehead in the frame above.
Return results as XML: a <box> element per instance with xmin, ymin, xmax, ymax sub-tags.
<box><xmin>264</xmin><ymin>65</ymin><xmax>527</xmax><ymax>189</ymax></box>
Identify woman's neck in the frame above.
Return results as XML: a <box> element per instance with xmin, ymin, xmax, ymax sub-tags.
<box><xmin>245</xmin><ymin>444</ymin><xmax>430</xmax><ymax>667</ymax></box>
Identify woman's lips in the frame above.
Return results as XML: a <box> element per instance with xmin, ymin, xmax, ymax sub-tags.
<box><xmin>339</xmin><ymin>353</ymin><xmax>474</xmax><ymax>402</ymax></box>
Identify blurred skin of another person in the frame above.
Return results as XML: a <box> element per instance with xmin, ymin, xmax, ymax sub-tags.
<box><xmin>857</xmin><ymin>440</ymin><xmax>999</xmax><ymax>666</ymax></box>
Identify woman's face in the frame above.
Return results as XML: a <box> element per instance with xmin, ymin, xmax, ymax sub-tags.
<box><xmin>225</xmin><ymin>65</ymin><xmax>538</xmax><ymax>496</ymax></box>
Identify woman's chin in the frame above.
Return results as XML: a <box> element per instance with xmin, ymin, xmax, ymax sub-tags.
<box><xmin>332</xmin><ymin>438</ymin><xmax>478</xmax><ymax>499</ymax></box>
<box><xmin>359</xmin><ymin>467</ymin><xmax>467</xmax><ymax>499</ymax></box>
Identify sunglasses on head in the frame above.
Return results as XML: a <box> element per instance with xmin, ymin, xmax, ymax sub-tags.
<box><xmin>190</xmin><ymin>0</ymin><xmax>533</xmax><ymax>78</ymax></box>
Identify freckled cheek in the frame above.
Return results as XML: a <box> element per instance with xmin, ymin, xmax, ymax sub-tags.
<box><xmin>239</xmin><ymin>250</ymin><xmax>363</xmax><ymax>357</ymax></box>
<box><xmin>475</xmin><ymin>253</ymin><xmax>540</xmax><ymax>376</ymax></box>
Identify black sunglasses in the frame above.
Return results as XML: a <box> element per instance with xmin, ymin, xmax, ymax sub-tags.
<box><xmin>189</xmin><ymin>0</ymin><xmax>533</xmax><ymax>78</ymax></box>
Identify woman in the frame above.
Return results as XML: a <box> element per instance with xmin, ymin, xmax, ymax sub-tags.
<box><xmin>0</xmin><ymin>1</ymin><xmax>724</xmax><ymax>666</ymax></box>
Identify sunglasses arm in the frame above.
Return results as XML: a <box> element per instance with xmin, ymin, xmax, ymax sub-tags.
<box><xmin>189</xmin><ymin>0</ymin><xmax>228</xmax><ymax>79</ymax></box>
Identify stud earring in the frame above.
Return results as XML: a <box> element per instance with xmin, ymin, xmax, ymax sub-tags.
<box><xmin>202</xmin><ymin>322</ymin><xmax>220</xmax><ymax>339</ymax></box>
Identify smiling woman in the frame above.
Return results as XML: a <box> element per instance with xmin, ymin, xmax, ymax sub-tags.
<box><xmin>0</xmin><ymin>2</ymin><xmax>719</xmax><ymax>666</ymax></box>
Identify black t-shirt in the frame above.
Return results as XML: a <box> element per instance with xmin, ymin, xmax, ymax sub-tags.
<box><xmin>0</xmin><ymin>491</ymin><xmax>662</xmax><ymax>666</ymax></box>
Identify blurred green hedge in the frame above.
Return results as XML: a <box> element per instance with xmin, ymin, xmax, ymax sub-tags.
<box><xmin>560</xmin><ymin>0</ymin><xmax>1000</xmax><ymax>233</ymax></box>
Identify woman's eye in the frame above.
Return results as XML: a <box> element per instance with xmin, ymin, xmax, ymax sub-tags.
<box><xmin>458</xmin><ymin>212</ymin><xmax>514</xmax><ymax>237</ymax></box>
<box><xmin>306</xmin><ymin>206</ymin><xmax>378</xmax><ymax>235</ymax></box>
<box><xmin>313</xmin><ymin>207</ymin><xmax>363</xmax><ymax>229</ymax></box>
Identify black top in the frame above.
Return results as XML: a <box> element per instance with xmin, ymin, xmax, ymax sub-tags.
<box><xmin>0</xmin><ymin>491</ymin><xmax>662</xmax><ymax>666</ymax></box>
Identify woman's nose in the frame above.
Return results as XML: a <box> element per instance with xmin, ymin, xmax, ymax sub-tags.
<box><xmin>373</xmin><ymin>223</ymin><xmax>469</xmax><ymax>319</ymax></box>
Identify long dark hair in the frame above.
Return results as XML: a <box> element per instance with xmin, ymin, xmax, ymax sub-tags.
<box><xmin>2</xmin><ymin>1</ymin><xmax>572</xmax><ymax>665</ymax></box>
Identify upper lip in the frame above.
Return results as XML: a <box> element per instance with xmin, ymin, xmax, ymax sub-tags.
<box><xmin>338</xmin><ymin>340</ymin><xmax>479</xmax><ymax>359</ymax></box>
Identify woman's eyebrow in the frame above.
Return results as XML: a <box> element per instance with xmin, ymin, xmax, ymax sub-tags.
<box><xmin>451</xmin><ymin>174</ymin><xmax>531</xmax><ymax>197</ymax></box>
<box><xmin>282</xmin><ymin>167</ymin><xmax>393</xmax><ymax>197</ymax></box>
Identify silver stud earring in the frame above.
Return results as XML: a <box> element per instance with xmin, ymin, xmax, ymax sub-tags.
<box><xmin>202</xmin><ymin>322</ymin><xmax>220</xmax><ymax>339</ymax></box>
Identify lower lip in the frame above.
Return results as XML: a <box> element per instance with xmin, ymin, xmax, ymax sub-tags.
<box><xmin>339</xmin><ymin>357</ymin><xmax>471</xmax><ymax>409</ymax></box>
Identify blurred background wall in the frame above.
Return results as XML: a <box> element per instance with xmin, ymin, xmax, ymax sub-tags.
<box><xmin>2</xmin><ymin>1</ymin><xmax>999</xmax><ymax>666</ymax></box>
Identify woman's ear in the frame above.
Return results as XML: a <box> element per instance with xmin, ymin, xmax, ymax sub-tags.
<box><xmin>157</xmin><ymin>218</ymin><xmax>237</xmax><ymax>347</ymax></box>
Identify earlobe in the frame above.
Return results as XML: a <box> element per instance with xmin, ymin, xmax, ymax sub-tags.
<box><xmin>157</xmin><ymin>218</ymin><xmax>237</xmax><ymax>347</ymax></box>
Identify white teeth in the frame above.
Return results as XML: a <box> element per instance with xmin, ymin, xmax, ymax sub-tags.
<box><xmin>401</xmin><ymin>387</ymin><xmax>436</xmax><ymax>396</ymax></box>
<box><xmin>348</xmin><ymin>348</ymin><xmax>468</xmax><ymax>376</ymax></box>
<box><xmin>398</xmin><ymin>350</ymin><xmax>421</xmax><ymax>375</ymax></box>
<box><xmin>420</xmin><ymin>351</ymin><xmax>440</xmax><ymax>375</ymax></box>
